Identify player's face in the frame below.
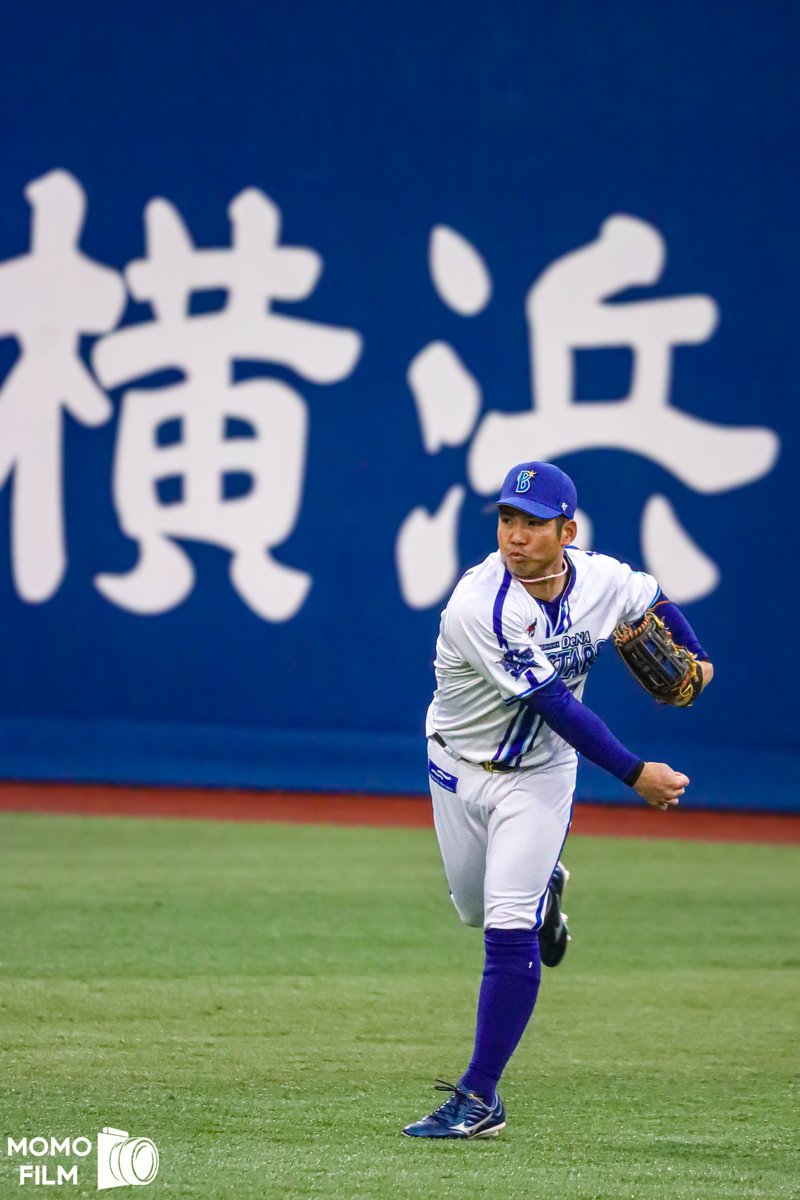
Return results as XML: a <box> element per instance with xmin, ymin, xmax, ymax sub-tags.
<box><xmin>497</xmin><ymin>506</ymin><xmax>573</xmax><ymax>578</ymax></box>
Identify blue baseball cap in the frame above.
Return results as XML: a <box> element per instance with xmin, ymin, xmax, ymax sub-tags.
<box><xmin>495</xmin><ymin>461</ymin><xmax>577</xmax><ymax>520</ymax></box>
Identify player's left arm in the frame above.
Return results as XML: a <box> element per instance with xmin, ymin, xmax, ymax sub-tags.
<box><xmin>616</xmin><ymin>559</ymin><xmax>715</xmax><ymax>694</ymax></box>
<box><xmin>649</xmin><ymin>594</ymin><xmax>715</xmax><ymax>692</ymax></box>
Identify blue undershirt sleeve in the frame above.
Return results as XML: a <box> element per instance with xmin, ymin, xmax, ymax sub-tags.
<box><xmin>523</xmin><ymin>676</ymin><xmax>644</xmax><ymax>786</ymax></box>
<box><xmin>650</xmin><ymin>594</ymin><xmax>709</xmax><ymax>660</ymax></box>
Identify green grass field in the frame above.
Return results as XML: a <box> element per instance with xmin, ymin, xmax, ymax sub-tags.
<box><xmin>1</xmin><ymin>812</ymin><xmax>798</xmax><ymax>1200</ymax></box>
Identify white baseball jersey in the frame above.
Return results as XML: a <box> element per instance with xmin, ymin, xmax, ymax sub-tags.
<box><xmin>426</xmin><ymin>547</ymin><xmax>659</xmax><ymax>771</ymax></box>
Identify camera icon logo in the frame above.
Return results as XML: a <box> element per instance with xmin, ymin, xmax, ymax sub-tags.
<box><xmin>97</xmin><ymin>1127</ymin><xmax>159</xmax><ymax>1189</ymax></box>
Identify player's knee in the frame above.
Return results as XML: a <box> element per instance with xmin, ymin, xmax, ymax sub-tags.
<box><xmin>450</xmin><ymin>892</ymin><xmax>483</xmax><ymax>927</ymax></box>
<box><xmin>458</xmin><ymin>909</ymin><xmax>483</xmax><ymax>928</ymax></box>
<box><xmin>484</xmin><ymin>902</ymin><xmax>537</xmax><ymax>931</ymax></box>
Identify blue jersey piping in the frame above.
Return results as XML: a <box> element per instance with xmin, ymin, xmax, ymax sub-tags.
<box><xmin>492</xmin><ymin>567</ymin><xmax>513</xmax><ymax>650</ymax></box>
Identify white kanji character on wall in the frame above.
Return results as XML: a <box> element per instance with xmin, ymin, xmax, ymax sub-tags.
<box><xmin>397</xmin><ymin>216</ymin><xmax>780</xmax><ymax>609</ymax></box>
<box><xmin>0</xmin><ymin>170</ymin><xmax>126</xmax><ymax>601</ymax></box>
<box><xmin>92</xmin><ymin>188</ymin><xmax>362</xmax><ymax>621</ymax></box>
<box><xmin>469</xmin><ymin>215</ymin><xmax>776</xmax><ymax>495</ymax></box>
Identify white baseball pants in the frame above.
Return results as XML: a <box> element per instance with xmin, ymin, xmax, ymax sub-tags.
<box><xmin>426</xmin><ymin>735</ymin><xmax>576</xmax><ymax>930</ymax></box>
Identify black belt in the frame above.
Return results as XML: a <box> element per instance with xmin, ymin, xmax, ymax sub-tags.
<box><xmin>432</xmin><ymin>732</ymin><xmax>519</xmax><ymax>773</ymax></box>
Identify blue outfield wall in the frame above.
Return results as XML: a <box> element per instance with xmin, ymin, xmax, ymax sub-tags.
<box><xmin>0</xmin><ymin>2</ymin><xmax>796</xmax><ymax>811</ymax></box>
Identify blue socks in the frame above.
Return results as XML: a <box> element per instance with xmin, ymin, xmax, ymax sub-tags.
<box><xmin>458</xmin><ymin>926</ymin><xmax>541</xmax><ymax>1102</ymax></box>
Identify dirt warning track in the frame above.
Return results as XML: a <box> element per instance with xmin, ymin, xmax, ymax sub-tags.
<box><xmin>0</xmin><ymin>781</ymin><xmax>797</xmax><ymax>845</ymax></box>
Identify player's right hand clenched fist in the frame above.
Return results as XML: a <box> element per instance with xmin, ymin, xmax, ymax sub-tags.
<box><xmin>634</xmin><ymin>762</ymin><xmax>689</xmax><ymax>811</ymax></box>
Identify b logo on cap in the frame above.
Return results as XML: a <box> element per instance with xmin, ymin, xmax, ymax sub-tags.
<box><xmin>515</xmin><ymin>469</ymin><xmax>534</xmax><ymax>494</ymax></box>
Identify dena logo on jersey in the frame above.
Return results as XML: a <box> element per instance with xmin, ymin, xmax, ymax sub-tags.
<box><xmin>6</xmin><ymin>1128</ymin><xmax>159</xmax><ymax>1189</ymax></box>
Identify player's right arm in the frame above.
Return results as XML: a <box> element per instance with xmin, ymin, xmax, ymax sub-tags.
<box><xmin>446</xmin><ymin>584</ymin><xmax>686</xmax><ymax>810</ymax></box>
<box><xmin>522</xmin><ymin>676</ymin><xmax>687</xmax><ymax>810</ymax></box>
<box><xmin>631</xmin><ymin>762</ymin><xmax>688</xmax><ymax>810</ymax></box>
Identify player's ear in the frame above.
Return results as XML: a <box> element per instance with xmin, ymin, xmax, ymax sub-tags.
<box><xmin>561</xmin><ymin>519</ymin><xmax>577</xmax><ymax>547</ymax></box>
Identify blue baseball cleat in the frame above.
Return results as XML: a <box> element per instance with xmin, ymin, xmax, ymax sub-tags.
<box><xmin>402</xmin><ymin>1081</ymin><xmax>506</xmax><ymax>1139</ymax></box>
<box><xmin>539</xmin><ymin>860</ymin><xmax>570</xmax><ymax>967</ymax></box>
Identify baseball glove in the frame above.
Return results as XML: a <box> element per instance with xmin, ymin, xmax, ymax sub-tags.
<box><xmin>613</xmin><ymin>610</ymin><xmax>703</xmax><ymax>707</ymax></box>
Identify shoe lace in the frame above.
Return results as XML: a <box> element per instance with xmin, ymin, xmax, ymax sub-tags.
<box><xmin>427</xmin><ymin>1079</ymin><xmax>483</xmax><ymax>1120</ymax></box>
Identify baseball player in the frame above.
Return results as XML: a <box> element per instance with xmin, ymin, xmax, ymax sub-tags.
<box><xmin>403</xmin><ymin>460</ymin><xmax>713</xmax><ymax>1139</ymax></box>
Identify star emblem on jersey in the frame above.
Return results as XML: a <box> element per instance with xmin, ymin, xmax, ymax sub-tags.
<box><xmin>498</xmin><ymin>646</ymin><xmax>538</xmax><ymax>679</ymax></box>
<box><xmin>515</xmin><ymin>468</ymin><xmax>535</xmax><ymax>493</ymax></box>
